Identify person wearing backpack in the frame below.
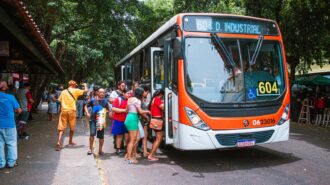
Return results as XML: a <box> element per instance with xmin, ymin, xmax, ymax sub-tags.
<box><xmin>55</xmin><ymin>80</ymin><xmax>87</xmax><ymax>151</ymax></box>
<box><xmin>111</xmin><ymin>88</ymin><xmax>130</xmax><ymax>155</ymax></box>
<box><xmin>85</xmin><ymin>88</ymin><xmax>109</xmax><ymax>155</ymax></box>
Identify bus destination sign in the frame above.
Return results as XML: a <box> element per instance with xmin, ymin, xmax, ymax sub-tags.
<box><xmin>183</xmin><ymin>16</ymin><xmax>279</xmax><ymax>35</ymax></box>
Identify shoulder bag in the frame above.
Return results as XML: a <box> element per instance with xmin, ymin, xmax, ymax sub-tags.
<box><xmin>149</xmin><ymin>99</ymin><xmax>164</xmax><ymax>130</ymax></box>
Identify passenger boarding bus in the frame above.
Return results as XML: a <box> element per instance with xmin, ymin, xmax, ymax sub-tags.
<box><xmin>115</xmin><ymin>13</ymin><xmax>290</xmax><ymax>150</ymax></box>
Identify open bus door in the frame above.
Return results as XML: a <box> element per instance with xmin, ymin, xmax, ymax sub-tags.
<box><xmin>150</xmin><ymin>47</ymin><xmax>163</xmax><ymax>96</ymax></box>
<box><xmin>150</xmin><ymin>44</ymin><xmax>177</xmax><ymax>145</ymax></box>
<box><xmin>164</xmin><ymin>39</ymin><xmax>178</xmax><ymax>145</ymax></box>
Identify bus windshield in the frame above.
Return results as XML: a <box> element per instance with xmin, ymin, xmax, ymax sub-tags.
<box><xmin>185</xmin><ymin>37</ymin><xmax>285</xmax><ymax>103</ymax></box>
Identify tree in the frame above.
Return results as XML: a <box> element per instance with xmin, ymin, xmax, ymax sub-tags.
<box><xmin>173</xmin><ymin>0</ymin><xmax>244</xmax><ymax>14</ymax></box>
<box><xmin>23</xmin><ymin>0</ymin><xmax>144</xmax><ymax>111</ymax></box>
<box><xmin>244</xmin><ymin>0</ymin><xmax>330</xmax><ymax>80</ymax></box>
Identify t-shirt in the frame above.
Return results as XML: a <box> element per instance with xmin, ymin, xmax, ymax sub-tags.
<box><xmin>127</xmin><ymin>98</ymin><xmax>141</xmax><ymax>113</ymax></box>
<box><xmin>112</xmin><ymin>97</ymin><xmax>128</xmax><ymax>122</ymax></box>
<box><xmin>58</xmin><ymin>88</ymin><xmax>85</xmax><ymax>111</ymax></box>
<box><xmin>0</xmin><ymin>92</ymin><xmax>20</xmax><ymax>128</ymax></box>
<box><xmin>151</xmin><ymin>96</ymin><xmax>163</xmax><ymax>117</ymax></box>
<box><xmin>87</xmin><ymin>98</ymin><xmax>109</xmax><ymax>121</ymax></box>
<box><xmin>17</xmin><ymin>88</ymin><xmax>28</xmax><ymax>111</ymax></box>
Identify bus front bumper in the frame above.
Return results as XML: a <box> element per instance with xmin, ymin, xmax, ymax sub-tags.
<box><xmin>176</xmin><ymin>120</ymin><xmax>290</xmax><ymax>150</ymax></box>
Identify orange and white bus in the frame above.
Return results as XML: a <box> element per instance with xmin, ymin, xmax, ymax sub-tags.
<box><xmin>115</xmin><ymin>13</ymin><xmax>290</xmax><ymax>150</ymax></box>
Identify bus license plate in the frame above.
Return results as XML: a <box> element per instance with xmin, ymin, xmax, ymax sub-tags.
<box><xmin>236</xmin><ymin>139</ymin><xmax>255</xmax><ymax>147</ymax></box>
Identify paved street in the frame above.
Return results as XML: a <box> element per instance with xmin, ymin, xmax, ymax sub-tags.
<box><xmin>1</xmin><ymin>105</ymin><xmax>330</xmax><ymax>185</ymax></box>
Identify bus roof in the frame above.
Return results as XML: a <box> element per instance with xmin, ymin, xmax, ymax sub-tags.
<box><xmin>116</xmin><ymin>13</ymin><xmax>277</xmax><ymax>67</ymax></box>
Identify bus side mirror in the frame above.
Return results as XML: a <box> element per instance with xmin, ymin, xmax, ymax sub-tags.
<box><xmin>173</xmin><ymin>37</ymin><xmax>182</xmax><ymax>59</ymax></box>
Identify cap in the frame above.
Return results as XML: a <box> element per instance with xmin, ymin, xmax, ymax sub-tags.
<box><xmin>68</xmin><ymin>80</ymin><xmax>78</xmax><ymax>87</ymax></box>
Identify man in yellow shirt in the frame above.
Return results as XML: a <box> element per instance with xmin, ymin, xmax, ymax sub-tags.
<box><xmin>56</xmin><ymin>80</ymin><xmax>88</xmax><ymax>151</ymax></box>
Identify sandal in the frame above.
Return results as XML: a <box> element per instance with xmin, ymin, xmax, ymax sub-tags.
<box><xmin>67</xmin><ymin>142</ymin><xmax>77</xmax><ymax>147</ymax></box>
<box><xmin>55</xmin><ymin>144</ymin><xmax>62</xmax><ymax>151</ymax></box>
<box><xmin>147</xmin><ymin>156</ymin><xmax>159</xmax><ymax>162</ymax></box>
<box><xmin>128</xmin><ymin>159</ymin><xmax>138</xmax><ymax>164</ymax></box>
<box><xmin>143</xmin><ymin>152</ymin><xmax>150</xmax><ymax>157</ymax></box>
<box><xmin>98</xmin><ymin>151</ymin><xmax>105</xmax><ymax>156</ymax></box>
<box><xmin>87</xmin><ymin>150</ymin><xmax>93</xmax><ymax>155</ymax></box>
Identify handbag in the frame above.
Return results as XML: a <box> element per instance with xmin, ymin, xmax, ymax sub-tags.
<box><xmin>150</xmin><ymin>118</ymin><xmax>164</xmax><ymax>131</ymax></box>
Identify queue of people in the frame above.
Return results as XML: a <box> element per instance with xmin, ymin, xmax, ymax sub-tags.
<box><xmin>0</xmin><ymin>78</ymin><xmax>166</xmax><ymax>170</ymax></box>
<box><xmin>52</xmin><ymin>80</ymin><xmax>165</xmax><ymax>164</ymax></box>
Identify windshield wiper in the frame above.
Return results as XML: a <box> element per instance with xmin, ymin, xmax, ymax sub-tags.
<box><xmin>249</xmin><ymin>35</ymin><xmax>264</xmax><ymax>65</ymax></box>
<box><xmin>210</xmin><ymin>33</ymin><xmax>236</xmax><ymax>69</ymax></box>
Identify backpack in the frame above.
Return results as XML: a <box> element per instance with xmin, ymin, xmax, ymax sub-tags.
<box><xmin>90</xmin><ymin>98</ymin><xmax>107</xmax><ymax>119</ymax></box>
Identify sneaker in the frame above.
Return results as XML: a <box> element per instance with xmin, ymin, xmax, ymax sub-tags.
<box><xmin>22</xmin><ymin>132</ymin><xmax>30</xmax><ymax>137</ymax></box>
<box><xmin>19</xmin><ymin>135</ymin><xmax>29</xmax><ymax>139</ymax></box>
<box><xmin>116</xmin><ymin>149</ymin><xmax>124</xmax><ymax>156</ymax></box>
<box><xmin>7</xmin><ymin>162</ymin><xmax>18</xmax><ymax>169</ymax></box>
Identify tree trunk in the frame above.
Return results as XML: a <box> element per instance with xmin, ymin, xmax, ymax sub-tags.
<box><xmin>30</xmin><ymin>73</ymin><xmax>53</xmax><ymax>113</ymax></box>
<box><xmin>286</xmin><ymin>55</ymin><xmax>299</xmax><ymax>81</ymax></box>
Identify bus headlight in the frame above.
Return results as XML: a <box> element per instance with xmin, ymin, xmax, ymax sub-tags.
<box><xmin>278</xmin><ymin>104</ymin><xmax>290</xmax><ymax>125</ymax></box>
<box><xmin>185</xmin><ymin>107</ymin><xmax>210</xmax><ymax>131</ymax></box>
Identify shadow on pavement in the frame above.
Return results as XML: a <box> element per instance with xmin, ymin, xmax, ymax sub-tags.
<box><xmin>153</xmin><ymin>144</ymin><xmax>301</xmax><ymax>173</ymax></box>
<box><xmin>0</xmin><ymin>106</ymin><xmax>61</xmax><ymax>185</ymax></box>
<box><xmin>289</xmin><ymin>123</ymin><xmax>330</xmax><ymax>152</ymax></box>
<box><xmin>0</xmin><ymin>104</ymin><xmax>100</xmax><ymax>185</ymax></box>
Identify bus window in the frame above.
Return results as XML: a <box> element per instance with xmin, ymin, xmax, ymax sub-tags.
<box><xmin>133</xmin><ymin>54</ymin><xmax>141</xmax><ymax>82</ymax></box>
<box><xmin>185</xmin><ymin>37</ymin><xmax>284</xmax><ymax>103</ymax></box>
<box><xmin>142</xmin><ymin>50</ymin><xmax>151</xmax><ymax>81</ymax></box>
<box><xmin>153</xmin><ymin>51</ymin><xmax>164</xmax><ymax>90</ymax></box>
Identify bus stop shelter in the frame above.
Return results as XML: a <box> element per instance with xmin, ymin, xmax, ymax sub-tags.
<box><xmin>0</xmin><ymin>0</ymin><xmax>63</xmax><ymax>78</ymax></box>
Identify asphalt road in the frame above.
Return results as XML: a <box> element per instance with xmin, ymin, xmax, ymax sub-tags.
<box><xmin>99</xmin><ymin>123</ymin><xmax>330</xmax><ymax>185</ymax></box>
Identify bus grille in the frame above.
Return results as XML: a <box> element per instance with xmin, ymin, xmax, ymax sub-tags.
<box><xmin>215</xmin><ymin>130</ymin><xmax>274</xmax><ymax>146</ymax></box>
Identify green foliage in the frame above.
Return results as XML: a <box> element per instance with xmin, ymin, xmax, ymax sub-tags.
<box><xmin>24</xmin><ymin>0</ymin><xmax>330</xmax><ymax>85</ymax></box>
<box><xmin>245</xmin><ymin>0</ymin><xmax>329</xmax><ymax>76</ymax></box>
<box><xmin>173</xmin><ymin>0</ymin><xmax>245</xmax><ymax>14</ymax></box>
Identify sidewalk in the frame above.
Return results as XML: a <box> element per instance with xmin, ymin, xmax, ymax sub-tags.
<box><xmin>0</xmin><ymin>103</ymin><xmax>102</xmax><ymax>185</ymax></box>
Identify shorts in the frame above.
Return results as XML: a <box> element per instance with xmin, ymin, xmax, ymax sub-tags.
<box><xmin>112</xmin><ymin>119</ymin><xmax>128</xmax><ymax>135</ymax></box>
<box><xmin>18</xmin><ymin>111</ymin><xmax>30</xmax><ymax>124</ymax></box>
<box><xmin>89</xmin><ymin>120</ymin><xmax>104</xmax><ymax>139</ymax></box>
<box><xmin>124</xmin><ymin>113</ymin><xmax>139</xmax><ymax>131</ymax></box>
<box><xmin>58</xmin><ymin>110</ymin><xmax>76</xmax><ymax>131</ymax></box>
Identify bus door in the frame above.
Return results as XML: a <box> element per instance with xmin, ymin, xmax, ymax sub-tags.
<box><xmin>164</xmin><ymin>39</ymin><xmax>178</xmax><ymax>145</ymax></box>
<box><xmin>150</xmin><ymin>47</ymin><xmax>164</xmax><ymax>95</ymax></box>
<box><xmin>150</xmin><ymin>47</ymin><xmax>164</xmax><ymax>138</ymax></box>
<box><xmin>150</xmin><ymin>45</ymin><xmax>177</xmax><ymax>145</ymax></box>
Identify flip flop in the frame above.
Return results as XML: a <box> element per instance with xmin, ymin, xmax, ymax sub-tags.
<box><xmin>128</xmin><ymin>159</ymin><xmax>138</xmax><ymax>164</ymax></box>
<box><xmin>67</xmin><ymin>142</ymin><xmax>77</xmax><ymax>147</ymax></box>
<box><xmin>87</xmin><ymin>150</ymin><xmax>93</xmax><ymax>155</ymax></box>
<box><xmin>147</xmin><ymin>156</ymin><xmax>159</xmax><ymax>162</ymax></box>
<box><xmin>55</xmin><ymin>144</ymin><xmax>62</xmax><ymax>151</ymax></box>
<box><xmin>98</xmin><ymin>151</ymin><xmax>105</xmax><ymax>156</ymax></box>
